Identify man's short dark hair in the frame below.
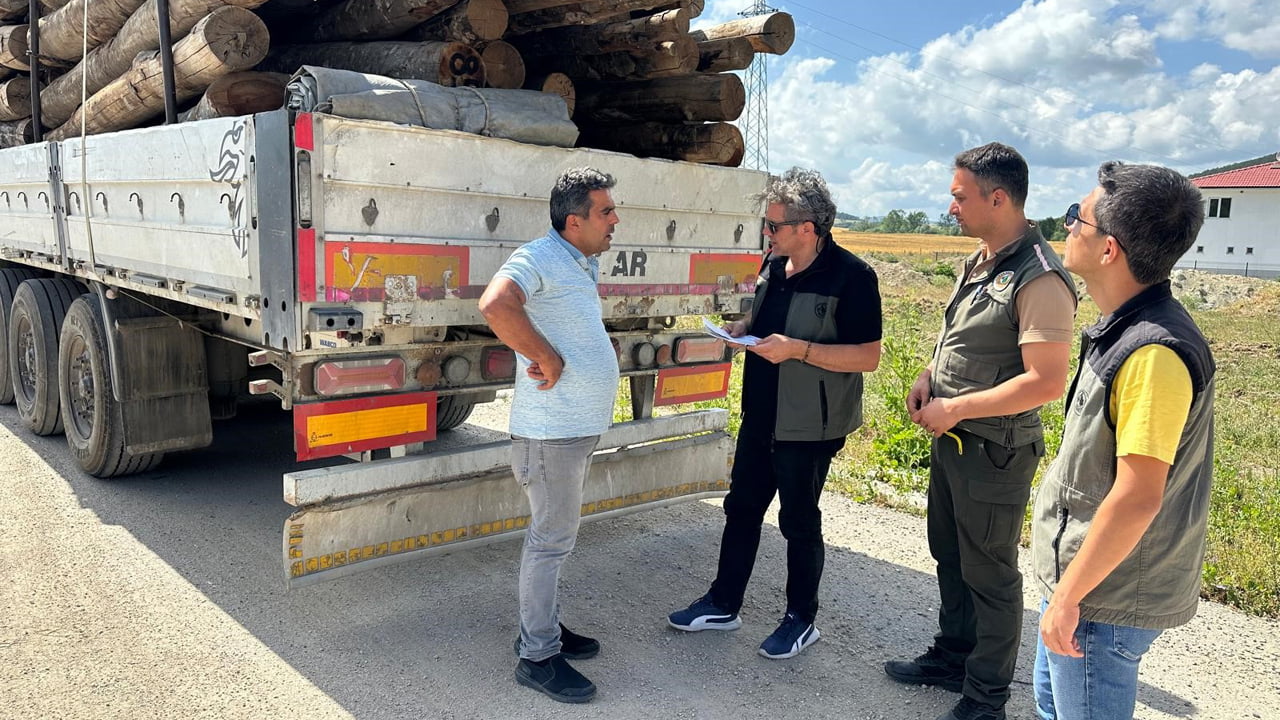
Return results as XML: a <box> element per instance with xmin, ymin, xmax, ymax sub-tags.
<box><xmin>1093</xmin><ymin>161</ymin><xmax>1204</xmax><ymax>285</ymax></box>
<box><xmin>550</xmin><ymin>167</ymin><xmax>616</xmax><ymax>232</ymax></box>
<box><xmin>756</xmin><ymin>167</ymin><xmax>837</xmax><ymax>237</ymax></box>
<box><xmin>954</xmin><ymin>142</ymin><xmax>1029</xmax><ymax>208</ymax></box>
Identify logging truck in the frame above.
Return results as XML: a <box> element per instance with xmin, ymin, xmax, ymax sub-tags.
<box><xmin>0</xmin><ymin>106</ymin><xmax>767</xmax><ymax>586</ymax></box>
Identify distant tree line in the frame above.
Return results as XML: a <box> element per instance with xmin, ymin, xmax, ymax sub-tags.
<box><xmin>834</xmin><ymin>210</ymin><xmax>1069</xmax><ymax>241</ymax></box>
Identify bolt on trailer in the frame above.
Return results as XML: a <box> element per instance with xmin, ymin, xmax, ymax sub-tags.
<box><xmin>0</xmin><ymin>103</ymin><xmax>768</xmax><ymax>586</ymax></box>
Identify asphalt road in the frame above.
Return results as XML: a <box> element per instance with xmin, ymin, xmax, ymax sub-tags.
<box><xmin>2</xmin><ymin>399</ymin><xmax>1278</xmax><ymax>720</ymax></box>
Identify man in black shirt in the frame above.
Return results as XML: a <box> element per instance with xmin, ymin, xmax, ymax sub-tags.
<box><xmin>668</xmin><ymin>167</ymin><xmax>883</xmax><ymax>659</ymax></box>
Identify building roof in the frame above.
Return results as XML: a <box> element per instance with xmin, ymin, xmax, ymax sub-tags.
<box><xmin>1193</xmin><ymin>159</ymin><xmax>1280</xmax><ymax>189</ymax></box>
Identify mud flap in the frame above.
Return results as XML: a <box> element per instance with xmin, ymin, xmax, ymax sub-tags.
<box><xmin>282</xmin><ymin>410</ymin><xmax>733</xmax><ymax>587</ymax></box>
<box><xmin>114</xmin><ymin>315</ymin><xmax>213</xmax><ymax>454</ymax></box>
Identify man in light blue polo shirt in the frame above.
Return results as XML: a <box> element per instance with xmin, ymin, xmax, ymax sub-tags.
<box><xmin>478</xmin><ymin>167</ymin><xmax>621</xmax><ymax>704</ymax></box>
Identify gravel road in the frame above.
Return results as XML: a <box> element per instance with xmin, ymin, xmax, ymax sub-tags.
<box><xmin>2</xmin><ymin>399</ymin><xmax>1277</xmax><ymax>720</ymax></box>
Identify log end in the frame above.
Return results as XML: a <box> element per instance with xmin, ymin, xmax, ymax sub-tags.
<box><xmin>479</xmin><ymin>40</ymin><xmax>525</xmax><ymax>90</ymax></box>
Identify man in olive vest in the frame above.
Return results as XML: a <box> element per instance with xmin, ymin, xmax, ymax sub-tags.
<box><xmin>884</xmin><ymin>143</ymin><xmax>1077</xmax><ymax>720</ymax></box>
<box><xmin>1031</xmin><ymin>162</ymin><xmax>1213</xmax><ymax>720</ymax></box>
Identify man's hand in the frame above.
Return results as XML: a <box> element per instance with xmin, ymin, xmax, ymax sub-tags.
<box><xmin>749</xmin><ymin>334</ymin><xmax>803</xmax><ymax>364</ymax></box>
<box><xmin>1040</xmin><ymin>598</ymin><xmax>1084</xmax><ymax>657</ymax></box>
<box><xmin>907</xmin><ymin>368</ymin><xmax>932</xmax><ymax>416</ymax></box>
<box><xmin>527</xmin><ymin>353</ymin><xmax>565</xmax><ymax>390</ymax></box>
<box><xmin>912</xmin><ymin>397</ymin><xmax>961</xmax><ymax>437</ymax></box>
<box><xmin>723</xmin><ymin>319</ymin><xmax>749</xmax><ymax>338</ymax></box>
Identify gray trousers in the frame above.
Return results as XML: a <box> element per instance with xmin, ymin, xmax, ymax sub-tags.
<box><xmin>927</xmin><ymin>428</ymin><xmax>1042</xmax><ymax>708</ymax></box>
<box><xmin>512</xmin><ymin>434</ymin><xmax>599</xmax><ymax>662</ymax></box>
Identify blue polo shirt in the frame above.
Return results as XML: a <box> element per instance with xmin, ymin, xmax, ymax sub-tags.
<box><xmin>493</xmin><ymin>229</ymin><xmax>620</xmax><ymax>439</ymax></box>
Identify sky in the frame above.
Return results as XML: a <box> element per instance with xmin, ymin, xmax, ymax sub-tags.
<box><xmin>693</xmin><ymin>0</ymin><xmax>1280</xmax><ymax>221</ymax></box>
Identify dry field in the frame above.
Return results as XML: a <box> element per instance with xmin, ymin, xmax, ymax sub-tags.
<box><xmin>832</xmin><ymin>229</ymin><xmax>1067</xmax><ymax>258</ymax></box>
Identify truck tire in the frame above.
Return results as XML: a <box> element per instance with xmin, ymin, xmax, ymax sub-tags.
<box><xmin>8</xmin><ymin>278</ymin><xmax>82</xmax><ymax>435</ymax></box>
<box><xmin>0</xmin><ymin>268</ymin><xmax>42</xmax><ymax>405</ymax></box>
<box><xmin>59</xmin><ymin>296</ymin><xmax>164</xmax><ymax>477</ymax></box>
<box><xmin>436</xmin><ymin>394</ymin><xmax>476</xmax><ymax>431</ymax></box>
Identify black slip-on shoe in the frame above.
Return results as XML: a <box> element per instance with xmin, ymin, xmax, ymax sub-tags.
<box><xmin>513</xmin><ymin>623</ymin><xmax>600</xmax><ymax>660</ymax></box>
<box><xmin>884</xmin><ymin>645</ymin><xmax>965</xmax><ymax>693</ymax></box>
<box><xmin>515</xmin><ymin>655</ymin><xmax>597</xmax><ymax>704</ymax></box>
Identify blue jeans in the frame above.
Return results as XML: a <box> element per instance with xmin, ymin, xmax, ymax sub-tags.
<box><xmin>1033</xmin><ymin>599</ymin><xmax>1163</xmax><ymax>720</ymax></box>
<box><xmin>512</xmin><ymin>435</ymin><xmax>599</xmax><ymax>662</ymax></box>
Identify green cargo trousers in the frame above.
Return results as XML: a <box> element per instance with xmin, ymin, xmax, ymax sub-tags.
<box><xmin>926</xmin><ymin>427</ymin><xmax>1043</xmax><ymax>709</ymax></box>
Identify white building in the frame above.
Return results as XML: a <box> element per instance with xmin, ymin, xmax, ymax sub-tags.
<box><xmin>1181</xmin><ymin>157</ymin><xmax>1280</xmax><ymax>279</ymax></box>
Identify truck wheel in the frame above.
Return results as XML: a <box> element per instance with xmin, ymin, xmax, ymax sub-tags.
<box><xmin>0</xmin><ymin>268</ymin><xmax>41</xmax><ymax>405</ymax></box>
<box><xmin>59</xmin><ymin>296</ymin><xmax>164</xmax><ymax>477</ymax></box>
<box><xmin>9</xmin><ymin>278</ymin><xmax>81</xmax><ymax>435</ymax></box>
<box><xmin>436</xmin><ymin>394</ymin><xmax>476</xmax><ymax>431</ymax></box>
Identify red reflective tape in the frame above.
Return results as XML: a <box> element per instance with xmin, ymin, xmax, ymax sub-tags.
<box><xmin>298</xmin><ymin>228</ymin><xmax>317</xmax><ymax>302</ymax></box>
<box><xmin>294</xmin><ymin>112</ymin><xmax>314</xmax><ymax>151</ymax></box>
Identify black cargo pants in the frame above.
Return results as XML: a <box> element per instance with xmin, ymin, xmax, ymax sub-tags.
<box><xmin>926</xmin><ymin>427</ymin><xmax>1042</xmax><ymax>709</ymax></box>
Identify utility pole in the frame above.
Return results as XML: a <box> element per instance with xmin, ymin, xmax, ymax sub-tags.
<box><xmin>739</xmin><ymin>1</ymin><xmax>774</xmax><ymax>171</ymax></box>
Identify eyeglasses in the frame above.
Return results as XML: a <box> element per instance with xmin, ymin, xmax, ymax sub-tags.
<box><xmin>1065</xmin><ymin>203</ymin><xmax>1127</xmax><ymax>253</ymax></box>
<box><xmin>764</xmin><ymin>218</ymin><xmax>805</xmax><ymax>233</ymax></box>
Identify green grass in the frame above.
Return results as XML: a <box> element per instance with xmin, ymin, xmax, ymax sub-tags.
<box><xmin>615</xmin><ymin>280</ymin><xmax>1280</xmax><ymax>617</ymax></box>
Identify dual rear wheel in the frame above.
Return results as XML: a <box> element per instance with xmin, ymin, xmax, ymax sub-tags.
<box><xmin>0</xmin><ymin>271</ymin><xmax>162</xmax><ymax>477</ymax></box>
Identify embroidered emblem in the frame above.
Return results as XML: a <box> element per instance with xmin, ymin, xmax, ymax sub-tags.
<box><xmin>814</xmin><ymin>301</ymin><xmax>828</xmax><ymax>319</ymax></box>
<box><xmin>993</xmin><ymin>270</ymin><xmax>1015</xmax><ymax>292</ymax></box>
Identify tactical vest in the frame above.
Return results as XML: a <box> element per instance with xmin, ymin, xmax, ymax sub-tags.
<box><xmin>1031</xmin><ymin>282</ymin><xmax>1216</xmax><ymax>629</ymax></box>
<box><xmin>749</xmin><ymin>238</ymin><xmax>871</xmax><ymax>441</ymax></box>
<box><xmin>930</xmin><ymin>225</ymin><xmax>1075</xmax><ymax>448</ymax></box>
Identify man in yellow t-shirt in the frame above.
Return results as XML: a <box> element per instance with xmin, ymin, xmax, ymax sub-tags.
<box><xmin>1030</xmin><ymin>162</ymin><xmax>1216</xmax><ymax>720</ymax></box>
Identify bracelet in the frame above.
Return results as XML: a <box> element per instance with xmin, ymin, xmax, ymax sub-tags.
<box><xmin>802</xmin><ymin>340</ymin><xmax>812</xmax><ymax>364</ymax></box>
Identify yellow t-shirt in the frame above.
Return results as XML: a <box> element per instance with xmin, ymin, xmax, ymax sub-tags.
<box><xmin>1110</xmin><ymin>344</ymin><xmax>1193</xmax><ymax>464</ymax></box>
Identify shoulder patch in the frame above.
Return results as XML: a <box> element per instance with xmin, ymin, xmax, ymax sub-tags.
<box><xmin>993</xmin><ymin>270</ymin><xmax>1015</xmax><ymax>292</ymax></box>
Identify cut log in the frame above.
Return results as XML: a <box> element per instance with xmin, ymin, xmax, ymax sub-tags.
<box><xmin>35</xmin><ymin>0</ymin><xmax>149</xmax><ymax>64</ymax></box>
<box><xmin>524</xmin><ymin>71</ymin><xmax>573</xmax><ymax>115</ymax></box>
<box><xmin>0</xmin><ymin>0</ymin><xmax>26</xmax><ymax>21</ymax></box>
<box><xmin>48</xmin><ymin>6</ymin><xmax>270</xmax><ymax>140</ymax></box>
<box><xmin>651</xmin><ymin>0</ymin><xmax>701</xmax><ymax>17</ymax></box>
<box><xmin>510</xmin><ymin>8</ymin><xmax>688</xmax><ymax>57</ymax></box>
<box><xmin>474</xmin><ymin>40</ymin><xmax>523</xmax><ymax>89</ymax></box>
<box><xmin>0</xmin><ymin>75</ymin><xmax>31</xmax><ymax>120</ymax></box>
<box><xmin>506</xmin><ymin>0</ymin><xmax>692</xmax><ymax>35</ymax></box>
<box><xmin>402</xmin><ymin>0</ymin><xmax>507</xmax><ymax>44</ymax></box>
<box><xmin>0</xmin><ymin>24</ymin><xmax>29</xmax><ymax>71</ymax></box>
<box><xmin>696</xmin><ymin>36</ymin><xmax>753</xmax><ymax>73</ymax></box>
<box><xmin>0</xmin><ymin>117</ymin><xmax>30</xmax><ymax>147</ymax></box>
<box><xmin>577</xmin><ymin>121</ymin><xmax>743</xmax><ymax>166</ymax></box>
<box><xmin>575</xmin><ymin>72</ymin><xmax>744</xmax><ymax>124</ymax></box>
<box><xmin>178</xmin><ymin>70</ymin><xmax>287</xmax><ymax>121</ymax></box>
<box><xmin>304</xmin><ymin>0</ymin><xmax>462</xmax><ymax>42</ymax></box>
<box><xmin>261</xmin><ymin>41</ymin><xmax>484</xmax><ymax>88</ymax></box>
<box><xmin>689</xmin><ymin>11</ymin><xmax>793</xmax><ymax>55</ymax></box>
<box><xmin>38</xmin><ymin>0</ymin><xmax>71</xmax><ymax>12</ymax></box>
<box><xmin>39</xmin><ymin>0</ymin><xmax>270</xmax><ymax>128</ymax></box>
<box><xmin>526</xmin><ymin>34</ymin><xmax>696</xmax><ymax>82</ymax></box>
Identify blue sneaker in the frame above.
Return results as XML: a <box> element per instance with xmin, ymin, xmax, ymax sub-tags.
<box><xmin>667</xmin><ymin>593</ymin><xmax>742</xmax><ymax>631</ymax></box>
<box><xmin>758</xmin><ymin>612</ymin><xmax>820</xmax><ymax>659</ymax></box>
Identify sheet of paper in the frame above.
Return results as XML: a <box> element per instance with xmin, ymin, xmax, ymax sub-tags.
<box><xmin>702</xmin><ymin>317</ymin><xmax>760</xmax><ymax>346</ymax></box>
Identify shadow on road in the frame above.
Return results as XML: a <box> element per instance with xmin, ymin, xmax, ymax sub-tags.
<box><xmin>1</xmin><ymin>400</ymin><xmax>1196</xmax><ymax>720</ymax></box>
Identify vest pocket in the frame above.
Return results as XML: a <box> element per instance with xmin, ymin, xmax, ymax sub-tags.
<box><xmin>942</xmin><ymin>353</ymin><xmax>1001</xmax><ymax>388</ymax></box>
<box><xmin>1051</xmin><ymin>507</ymin><xmax>1069</xmax><ymax>583</ymax></box>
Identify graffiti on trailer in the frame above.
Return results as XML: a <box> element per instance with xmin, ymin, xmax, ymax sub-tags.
<box><xmin>209</xmin><ymin>123</ymin><xmax>250</xmax><ymax>258</ymax></box>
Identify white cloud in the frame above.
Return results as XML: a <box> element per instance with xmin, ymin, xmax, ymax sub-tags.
<box><xmin>758</xmin><ymin>0</ymin><xmax>1280</xmax><ymax>218</ymax></box>
<box><xmin>1150</xmin><ymin>0</ymin><xmax>1280</xmax><ymax>57</ymax></box>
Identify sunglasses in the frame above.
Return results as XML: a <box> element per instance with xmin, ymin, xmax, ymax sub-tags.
<box><xmin>764</xmin><ymin>218</ymin><xmax>805</xmax><ymax>233</ymax></box>
<box><xmin>1065</xmin><ymin>203</ymin><xmax>1127</xmax><ymax>253</ymax></box>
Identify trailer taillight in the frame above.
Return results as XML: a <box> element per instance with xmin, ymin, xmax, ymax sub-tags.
<box><xmin>672</xmin><ymin>336</ymin><xmax>727</xmax><ymax>364</ymax></box>
<box><xmin>481</xmin><ymin>347</ymin><xmax>516</xmax><ymax>380</ymax></box>
<box><xmin>314</xmin><ymin>357</ymin><xmax>407</xmax><ymax>396</ymax></box>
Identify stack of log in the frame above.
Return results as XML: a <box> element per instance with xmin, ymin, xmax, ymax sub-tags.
<box><xmin>0</xmin><ymin>0</ymin><xmax>796</xmax><ymax>166</ymax></box>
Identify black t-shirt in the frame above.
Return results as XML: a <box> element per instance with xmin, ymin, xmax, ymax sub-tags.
<box><xmin>740</xmin><ymin>244</ymin><xmax>881</xmax><ymax>444</ymax></box>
